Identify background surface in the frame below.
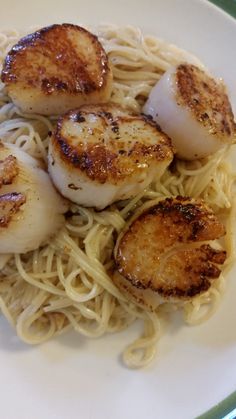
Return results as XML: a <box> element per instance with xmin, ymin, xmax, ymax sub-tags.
<box><xmin>210</xmin><ymin>0</ymin><xmax>236</xmax><ymax>17</ymax></box>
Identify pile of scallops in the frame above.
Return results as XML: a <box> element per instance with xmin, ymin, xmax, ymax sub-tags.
<box><xmin>1</xmin><ymin>23</ymin><xmax>235</xmax><ymax>309</ymax></box>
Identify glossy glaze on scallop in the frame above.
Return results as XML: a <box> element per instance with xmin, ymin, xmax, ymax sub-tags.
<box><xmin>143</xmin><ymin>63</ymin><xmax>235</xmax><ymax>160</ymax></box>
<box><xmin>1</xmin><ymin>24</ymin><xmax>113</xmax><ymax>115</ymax></box>
<box><xmin>48</xmin><ymin>104</ymin><xmax>173</xmax><ymax>209</ymax></box>
<box><xmin>114</xmin><ymin>196</ymin><xmax>226</xmax><ymax>310</ymax></box>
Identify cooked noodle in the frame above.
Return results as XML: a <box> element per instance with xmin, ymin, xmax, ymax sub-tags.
<box><xmin>0</xmin><ymin>25</ymin><xmax>235</xmax><ymax>368</ymax></box>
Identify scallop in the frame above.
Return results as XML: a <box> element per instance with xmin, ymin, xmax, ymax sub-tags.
<box><xmin>1</xmin><ymin>23</ymin><xmax>113</xmax><ymax>115</ymax></box>
<box><xmin>48</xmin><ymin>104</ymin><xmax>173</xmax><ymax>209</ymax></box>
<box><xmin>114</xmin><ymin>196</ymin><xmax>226</xmax><ymax>310</ymax></box>
<box><xmin>0</xmin><ymin>142</ymin><xmax>67</xmax><ymax>254</ymax></box>
<box><xmin>143</xmin><ymin>63</ymin><xmax>235</xmax><ymax>160</ymax></box>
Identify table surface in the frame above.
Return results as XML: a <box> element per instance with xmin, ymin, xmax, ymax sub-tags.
<box><xmin>210</xmin><ymin>0</ymin><xmax>236</xmax><ymax>17</ymax></box>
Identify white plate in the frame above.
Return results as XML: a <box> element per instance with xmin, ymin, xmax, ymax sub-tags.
<box><xmin>0</xmin><ymin>1</ymin><xmax>236</xmax><ymax>418</ymax></box>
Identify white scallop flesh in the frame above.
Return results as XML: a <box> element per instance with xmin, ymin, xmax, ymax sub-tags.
<box><xmin>48</xmin><ymin>104</ymin><xmax>173</xmax><ymax>210</ymax></box>
<box><xmin>143</xmin><ymin>64</ymin><xmax>235</xmax><ymax>160</ymax></box>
<box><xmin>0</xmin><ymin>143</ymin><xmax>67</xmax><ymax>254</ymax></box>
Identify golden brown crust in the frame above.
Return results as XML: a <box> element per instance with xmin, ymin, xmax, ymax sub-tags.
<box><xmin>1</xmin><ymin>23</ymin><xmax>111</xmax><ymax>96</ymax></box>
<box><xmin>175</xmin><ymin>64</ymin><xmax>235</xmax><ymax>139</ymax></box>
<box><xmin>52</xmin><ymin>104</ymin><xmax>173</xmax><ymax>184</ymax></box>
<box><xmin>0</xmin><ymin>192</ymin><xmax>26</xmax><ymax>227</ymax></box>
<box><xmin>115</xmin><ymin>196</ymin><xmax>226</xmax><ymax>299</ymax></box>
<box><xmin>0</xmin><ymin>155</ymin><xmax>18</xmax><ymax>188</ymax></box>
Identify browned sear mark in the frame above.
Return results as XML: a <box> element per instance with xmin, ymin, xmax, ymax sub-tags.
<box><xmin>1</xmin><ymin>23</ymin><xmax>110</xmax><ymax>95</ymax></box>
<box><xmin>52</xmin><ymin>104</ymin><xmax>173</xmax><ymax>184</ymax></box>
<box><xmin>68</xmin><ymin>183</ymin><xmax>82</xmax><ymax>190</ymax></box>
<box><xmin>0</xmin><ymin>155</ymin><xmax>18</xmax><ymax>188</ymax></box>
<box><xmin>115</xmin><ymin>196</ymin><xmax>226</xmax><ymax>300</ymax></box>
<box><xmin>176</xmin><ymin>64</ymin><xmax>235</xmax><ymax>139</ymax></box>
<box><xmin>0</xmin><ymin>192</ymin><xmax>26</xmax><ymax>227</ymax></box>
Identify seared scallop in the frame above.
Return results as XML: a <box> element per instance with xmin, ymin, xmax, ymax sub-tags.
<box><xmin>1</xmin><ymin>24</ymin><xmax>113</xmax><ymax>115</ymax></box>
<box><xmin>48</xmin><ymin>104</ymin><xmax>173</xmax><ymax>209</ymax></box>
<box><xmin>114</xmin><ymin>196</ymin><xmax>226</xmax><ymax>310</ymax></box>
<box><xmin>143</xmin><ymin>63</ymin><xmax>235</xmax><ymax>160</ymax></box>
<box><xmin>0</xmin><ymin>142</ymin><xmax>67</xmax><ymax>254</ymax></box>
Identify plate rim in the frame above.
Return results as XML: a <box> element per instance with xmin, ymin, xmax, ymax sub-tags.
<box><xmin>201</xmin><ymin>3</ymin><xmax>236</xmax><ymax>417</ymax></box>
<box><xmin>209</xmin><ymin>0</ymin><xmax>236</xmax><ymax>19</ymax></box>
<box><xmin>198</xmin><ymin>390</ymin><xmax>236</xmax><ymax>419</ymax></box>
